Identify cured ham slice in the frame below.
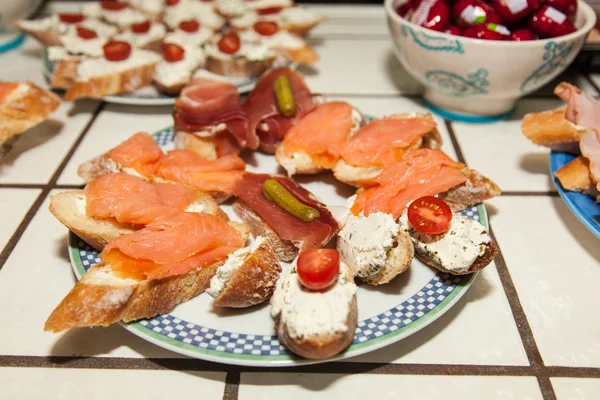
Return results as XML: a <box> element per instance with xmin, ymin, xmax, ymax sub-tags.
<box><xmin>243</xmin><ymin>67</ymin><xmax>316</xmax><ymax>153</ymax></box>
<box><xmin>154</xmin><ymin>149</ymin><xmax>246</xmax><ymax>195</ymax></box>
<box><xmin>554</xmin><ymin>82</ymin><xmax>600</xmax><ymax>189</ymax></box>
<box><xmin>85</xmin><ymin>173</ymin><xmax>198</xmax><ymax>226</ymax></box>
<box><xmin>233</xmin><ymin>173</ymin><xmax>339</xmax><ymax>251</ymax></box>
<box><xmin>173</xmin><ymin>77</ymin><xmax>251</xmax><ymax>148</ymax></box>
<box><xmin>280</xmin><ymin>101</ymin><xmax>355</xmax><ymax>169</ymax></box>
<box><xmin>340</xmin><ymin>117</ymin><xmax>438</xmax><ymax>167</ymax></box>
<box><xmin>101</xmin><ymin>212</ymin><xmax>244</xmax><ymax>280</ymax></box>
<box><xmin>351</xmin><ymin>149</ymin><xmax>467</xmax><ymax>218</ymax></box>
<box><xmin>108</xmin><ymin>132</ymin><xmax>164</xmax><ymax>177</ymax></box>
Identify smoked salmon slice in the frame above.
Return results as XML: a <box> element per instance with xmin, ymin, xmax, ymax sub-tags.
<box><xmin>155</xmin><ymin>149</ymin><xmax>246</xmax><ymax>195</ymax></box>
<box><xmin>281</xmin><ymin>101</ymin><xmax>355</xmax><ymax>169</ymax></box>
<box><xmin>340</xmin><ymin>117</ymin><xmax>438</xmax><ymax>167</ymax></box>
<box><xmin>101</xmin><ymin>212</ymin><xmax>244</xmax><ymax>280</ymax></box>
<box><xmin>85</xmin><ymin>173</ymin><xmax>199</xmax><ymax>225</ymax></box>
<box><xmin>108</xmin><ymin>132</ymin><xmax>164</xmax><ymax>177</ymax></box>
<box><xmin>351</xmin><ymin>149</ymin><xmax>467</xmax><ymax>218</ymax></box>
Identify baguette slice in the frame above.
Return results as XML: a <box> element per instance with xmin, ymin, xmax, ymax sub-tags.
<box><xmin>555</xmin><ymin>156</ymin><xmax>600</xmax><ymax>200</ymax></box>
<box><xmin>337</xmin><ymin>212</ymin><xmax>413</xmax><ymax>286</ymax></box>
<box><xmin>174</xmin><ymin>130</ymin><xmax>219</xmax><ymax>160</ymax></box>
<box><xmin>400</xmin><ymin>212</ymin><xmax>498</xmax><ymax>275</ymax></box>
<box><xmin>272</xmin><ymin>261</ymin><xmax>358</xmax><ymax>360</ymax></box>
<box><xmin>280</xmin><ymin>15</ymin><xmax>327</xmax><ymax>36</ymax></box>
<box><xmin>49</xmin><ymin>189</ymin><xmax>229</xmax><ymax>251</ymax></box>
<box><xmin>276</xmin><ymin>41</ymin><xmax>319</xmax><ymax>65</ymax></box>
<box><xmin>207</xmin><ymin>237</ymin><xmax>282</xmax><ymax>308</ymax></box>
<box><xmin>15</xmin><ymin>20</ymin><xmax>62</xmax><ymax>47</ymax></box>
<box><xmin>44</xmin><ymin>260</ymin><xmax>224</xmax><ymax>332</ymax></box>
<box><xmin>64</xmin><ymin>52</ymin><xmax>160</xmax><ymax>101</ymax></box>
<box><xmin>438</xmin><ymin>167</ymin><xmax>502</xmax><ymax>211</ymax></box>
<box><xmin>205</xmin><ymin>52</ymin><xmax>277</xmax><ymax>78</ymax></box>
<box><xmin>50</xmin><ymin>58</ymin><xmax>82</xmax><ymax>90</ymax></box>
<box><xmin>521</xmin><ymin>108</ymin><xmax>583</xmax><ymax>154</ymax></box>
<box><xmin>0</xmin><ymin>82</ymin><xmax>62</xmax><ymax>149</ymax></box>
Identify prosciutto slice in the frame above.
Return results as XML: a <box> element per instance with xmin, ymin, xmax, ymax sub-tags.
<box><xmin>243</xmin><ymin>67</ymin><xmax>316</xmax><ymax>153</ymax></box>
<box><xmin>173</xmin><ymin>77</ymin><xmax>251</xmax><ymax>148</ymax></box>
<box><xmin>554</xmin><ymin>82</ymin><xmax>600</xmax><ymax>188</ymax></box>
<box><xmin>233</xmin><ymin>173</ymin><xmax>339</xmax><ymax>251</ymax></box>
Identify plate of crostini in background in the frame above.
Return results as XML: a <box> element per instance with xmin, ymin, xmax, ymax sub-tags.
<box><xmin>66</xmin><ymin>125</ymin><xmax>485</xmax><ymax>367</ymax></box>
<box><xmin>550</xmin><ymin>151</ymin><xmax>600</xmax><ymax>239</ymax></box>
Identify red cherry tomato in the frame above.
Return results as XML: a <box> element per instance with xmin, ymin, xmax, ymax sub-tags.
<box><xmin>407</xmin><ymin>196</ymin><xmax>453</xmax><ymax>235</ymax></box>
<box><xmin>253</xmin><ymin>21</ymin><xmax>279</xmax><ymax>36</ymax></box>
<box><xmin>179</xmin><ymin>19</ymin><xmax>200</xmax><ymax>32</ymax></box>
<box><xmin>529</xmin><ymin>5</ymin><xmax>575</xmax><ymax>38</ymax></box>
<box><xmin>100</xmin><ymin>1</ymin><xmax>128</xmax><ymax>11</ymax></box>
<box><xmin>58</xmin><ymin>13</ymin><xmax>85</xmax><ymax>24</ymax></box>
<box><xmin>165</xmin><ymin>0</ymin><xmax>180</xmax><ymax>5</ymax></box>
<box><xmin>131</xmin><ymin>20</ymin><xmax>151</xmax><ymax>34</ymax></box>
<box><xmin>258</xmin><ymin>6</ymin><xmax>283</xmax><ymax>15</ymax></box>
<box><xmin>162</xmin><ymin>42</ymin><xmax>185</xmax><ymax>62</ymax></box>
<box><xmin>76</xmin><ymin>26</ymin><xmax>98</xmax><ymax>40</ymax></box>
<box><xmin>103</xmin><ymin>40</ymin><xmax>132</xmax><ymax>61</ymax></box>
<box><xmin>297</xmin><ymin>249</ymin><xmax>340</xmax><ymax>291</ymax></box>
<box><xmin>218</xmin><ymin>32</ymin><xmax>241</xmax><ymax>54</ymax></box>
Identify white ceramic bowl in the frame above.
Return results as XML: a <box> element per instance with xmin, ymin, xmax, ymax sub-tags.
<box><xmin>0</xmin><ymin>0</ymin><xmax>44</xmax><ymax>52</ymax></box>
<box><xmin>384</xmin><ymin>0</ymin><xmax>596</xmax><ymax>120</ymax></box>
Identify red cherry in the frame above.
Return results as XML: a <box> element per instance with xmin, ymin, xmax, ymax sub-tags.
<box><xmin>511</xmin><ymin>27</ymin><xmax>537</xmax><ymax>40</ymax></box>
<box><xmin>529</xmin><ymin>5</ymin><xmax>576</xmax><ymax>38</ymax></box>
<box><xmin>546</xmin><ymin>0</ymin><xmax>577</xmax><ymax>20</ymax></box>
<box><xmin>396</xmin><ymin>0</ymin><xmax>416</xmax><ymax>18</ymax></box>
<box><xmin>463</xmin><ymin>23</ymin><xmax>510</xmax><ymax>40</ymax></box>
<box><xmin>446</xmin><ymin>25</ymin><xmax>462</xmax><ymax>35</ymax></box>
<box><xmin>410</xmin><ymin>0</ymin><xmax>451</xmax><ymax>32</ymax></box>
<box><xmin>492</xmin><ymin>0</ymin><xmax>541</xmax><ymax>24</ymax></box>
<box><xmin>453</xmin><ymin>0</ymin><xmax>502</xmax><ymax>28</ymax></box>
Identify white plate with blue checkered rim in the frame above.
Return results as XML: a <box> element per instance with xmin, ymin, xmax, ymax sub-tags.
<box><xmin>43</xmin><ymin>49</ymin><xmax>293</xmax><ymax>106</ymax></box>
<box><xmin>67</xmin><ymin>124</ymin><xmax>487</xmax><ymax>367</ymax></box>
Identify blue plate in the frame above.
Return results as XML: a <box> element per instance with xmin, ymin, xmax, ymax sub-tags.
<box><xmin>550</xmin><ymin>151</ymin><xmax>600</xmax><ymax>239</ymax></box>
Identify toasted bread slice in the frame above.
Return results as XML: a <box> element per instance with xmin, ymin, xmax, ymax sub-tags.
<box><xmin>438</xmin><ymin>167</ymin><xmax>502</xmax><ymax>211</ymax></box>
<box><xmin>205</xmin><ymin>54</ymin><xmax>277</xmax><ymax>78</ymax></box>
<box><xmin>337</xmin><ymin>212</ymin><xmax>414</xmax><ymax>286</ymax></box>
<box><xmin>332</xmin><ymin>113</ymin><xmax>443</xmax><ymax>186</ymax></box>
<box><xmin>44</xmin><ymin>260</ymin><xmax>224</xmax><ymax>332</ymax></box>
<box><xmin>0</xmin><ymin>82</ymin><xmax>61</xmax><ymax>148</ymax></box>
<box><xmin>207</xmin><ymin>237</ymin><xmax>282</xmax><ymax>308</ymax></box>
<box><xmin>521</xmin><ymin>108</ymin><xmax>583</xmax><ymax>154</ymax></box>
<box><xmin>64</xmin><ymin>51</ymin><xmax>161</xmax><ymax>101</ymax></box>
<box><xmin>153</xmin><ymin>49</ymin><xmax>206</xmax><ymax>96</ymax></box>
<box><xmin>272</xmin><ymin>261</ymin><xmax>357</xmax><ymax>360</ymax></box>
<box><xmin>555</xmin><ymin>156</ymin><xmax>600</xmax><ymax>200</ymax></box>
<box><xmin>280</xmin><ymin>15</ymin><xmax>328</xmax><ymax>36</ymax></box>
<box><xmin>276</xmin><ymin>41</ymin><xmax>319</xmax><ymax>64</ymax></box>
<box><xmin>400</xmin><ymin>212</ymin><xmax>498</xmax><ymax>275</ymax></box>
<box><xmin>16</xmin><ymin>20</ymin><xmax>62</xmax><ymax>47</ymax></box>
<box><xmin>50</xmin><ymin>58</ymin><xmax>82</xmax><ymax>90</ymax></box>
<box><xmin>174</xmin><ymin>131</ymin><xmax>219</xmax><ymax>160</ymax></box>
<box><xmin>233</xmin><ymin>198</ymin><xmax>298</xmax><ymax>262</ymax></box>
<box><xmin>49</xmin><ymin>189</ymin><xmax>230</xmax><ymax>251</ymax></box>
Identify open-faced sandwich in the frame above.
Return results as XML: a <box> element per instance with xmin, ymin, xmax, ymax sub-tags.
<box><xmin>522</xmin><ymin>82</ymin><xmax>600</xmax><ymax>201</ymax></box>
<box><xmin>230</xmin><ymin>6</ymin><xmax>327</xmax><ymax>36</ymax></box>
<box><xmin>153</xmin><ymin>42</ymin><xmax>206</xmax><ymax>95</ymax></box>
<box><xmin>0</xmin><ymin>81</ymin><xmax>61</xmax><ymax>153</ymax></box>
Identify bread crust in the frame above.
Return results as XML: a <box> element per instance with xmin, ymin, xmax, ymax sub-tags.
<box><xmin>174</xmin><ymin>130</ymin><xmax>218</xmax><ymax>160</ymax></box>
<box><xmin>65</xmin><ymin>62</ymin><xmax>158</xmax><ymax>101</ymax></box>
<box><xmin>233</xmin><ymin>198</ymin><xmax>298</xmax><ymax>262</ymax></box>
<box><xmin>521</xmin><ymin>108</ymin><xmax>582</xmax><ymax>154</ymax></box>
<box><xmin>277</xmin><ymin>42</ymin><xmax>319</xmax><ymax>65</ymax></box>
<box><xmin>206</xmin><ymin>55</ymin><xmax>276</xmax><ymax>78</ymax></box>
<box><xmin>361</xmin><ymin>229</ymin><xmax>414</xmax><ymax>286</ymax></box>
<box><xmin>555</xmin><ymin>156</ymin><xmax>600</xmax><ymax>199</ymax></box>
<box><xmin>16</xmin><ymin>22</ymin><xmax>62</xmax><ymax>47</ymax></box>
<box><xmin>439</xmin><ymin>167</ymin><xmax>502</xmax><ymax>211</ymax></box>
<box><xmin>281</xmin><ymin>16</ymin><xmax>327</xmax><ymax>36</ymax></box>
<box><xmin>44</xmin><ymin>261</ymin><xmax>222</xmax><ymax>332</ymax></box>
<box><xmin>415</xmin><ymin>237</ymin><xmax>498</xmax><ymax>276</ymax></box>
<box><xmin>275</xmin><ymin>144</ymin><xmax>323</xmax><ymax>175</ymax></box>
<box><xmin>51</xmin><ymin>59</ymin><xmax>81</xmax><ymax>90</ymax></box>
<box><xmin>274</xmin><ymin>265</ymin><xmax>357</xmax><ymax>360</ymax></box>
<box><xmin>213</xmin><ymin>240</ymin><xmax>282</xmax><ymax>308</ymax></box>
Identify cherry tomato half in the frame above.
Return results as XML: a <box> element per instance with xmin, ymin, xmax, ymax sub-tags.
<box><xmin>100</xmin><ymin>1</ymin><xmax>128</xmax><ymax>11</ymax></box>
<box><xmin>253</xmin><ymin>21</ymin><xmax>279</xmax><ymax>36</ymax></box>
<box><xmin>217</xmin><ymin>32</ymin><xmax>241</xmax><ymax>54</ymax></box>
<box><xmin>165</xmin><ymin>0</ymin><xmax>180</xmax><ymax>5</ymax></box>
<box><xmin>58</xmin><ymin>13</ymin><xmax>85</xmax><ymax>24</ymax></box>
<box><xmin>131</xmin><ymin>20</ymin><xmax>151</xmax><ymax>34</ymax></box>
<box><xmin>297</xmin><ymin>249</ymin><xmax>340</xmax><ymax>291</ymax></box>
<box><xmin>179</xmin><ymin>19</ymin><xmax>200</xmax><ymax>33</ymax></box>
<box><xmin>407</xmin><ymin>196</ymin><xmax>452</xmax><ymax>235</ymax></box>
<box><xmin>162</xmin><ymin>42</ymin><xmax>185</xmax><ymax>62</ymax></box>
<box><xmin>258</xmin><ymin>6</ymin><xmax>283</xmax><ymax>15</ymax></box>
<box><xmin>103</xmin><ymin>40</ymin><xmax>132</xmax><ymax>61</ymax></box>
<box><xmin>76</xmin><ymin>26</ymin><xmax>98</xmax><ymax>40</ymax></box>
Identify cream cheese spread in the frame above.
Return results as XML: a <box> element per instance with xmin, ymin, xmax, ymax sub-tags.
<box><xmin>337</xmin><ymin>212</ymin><xmax>399</xmax><ymax>278</ymax></box>
<box><xmin>164</xmin><ymin>27</ymin><xmax>214</xmax><ymax>47</ymax></box>
<box><xmin>239</xmin><ymin>29</ymin><xmax>304</xmax><ymax>49</ymax></box>
<box><xmin>154</xmin><ymin>47</ymin><xmax>205</xmax><ymax>86</ymax></box>
<box><xmin>113</xmin><ymin>23</ymin><xmax>167</xmax><ymax>48</ymax></box>
<box><xmin>204</xmin><ymin>41</ymin><xmax>274</xmax><ymax>62</ymax></box>
<box><xmin>278</xmin><ymin>151</ymin><xmax>313</xmax><ymax>176</ymax></box>
<box><xmin>230</xmin><ymin>11</ymin><xmax>259</xmax><ymax>29</ymax></box>
<box><xmin>126</xmin><ymin>0</ymin><xmax>164</xmax><ymax>14</ymax></box>
<box><xmin>59</xmin><ymin>33</ymin><xmax>107</xmax><ymax>57</ymax></box>
<box><xmin>215</xmin><ymin>0</ymin><xmax>247</xmax><ymax>17</ymax></box>
<box><xmin>247</xmin><ymin>0</ymin><xmax>293</xmax><ymax>11</ymax></box>
<box><xmin>278</xmin><ymin>7</ymin><xmax>321</xmax><ymax>24</ymax></box>
<box><xmin>82</xmin><ymin>3</ymin><xmax>148</xmax><ymax>27</ymax></box>
<box><xmin>399</xmin><ymin>211</ymin><xmax>490</xmax><ymax>273</ymax></box>
<box><xmin>76</xmin><ymin>49</ymin><xmax>161</xmax><ymax>81</ymax></box>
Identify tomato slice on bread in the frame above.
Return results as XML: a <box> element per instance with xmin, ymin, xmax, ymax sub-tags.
<box><xmin>103</xmin><ymin>40</ymin><xmax>132</xmax><ymax>62</ymax></box>
<box><xmin>58</xmin><ymin>13</ymin><xmax>85</xmax><ymax>24</ymax></box>
<box><xmin>162</xmin><ymin>42</ymin><xmax>185</xmax><ymax>62</ymax></box>
<box><xmin>217</xmin><ymin>32</ymin><xmax>241</xmax><ymax>54</ymax></box>
<box><xmin>165</xmin><ymin>0</ymin><xmax>180</xmax><ymax>5</ymax></box>
<box><xmin>179</xmin><ymin>19</ymin><xmax>200</xmax><ymax>33</ymax></box>
<box><xmin>258</xmin><ymin>6</ymin><xmax>283</xmax><ymax>15</ymax></box>
<box><xmin>100</xmin><ymin>1</ymin><xmax>128</xmax><ymax>11</ymax></box>
<box><xmin>76</xmin><ymin>27</ymin><xmax>98</xmax><ymax>40</ymax></box>
<box><xmin>131</xmin><ymin>20</ymin><xmax>151</xmax><ymax>34</ymax></box>
<box><xmin>407</xmin><ymin>196</ymin><xmax>452</xmax><ymax>235</ymax></box>
<box><xmin>253</xmin><ymin>21</ymin><xmax>279</xmax><ymax>36</ymax></box>
<box><xmin>297</xmin><ymin>249</ymin><xmax>340</xmax><ymax>291</ymax></box>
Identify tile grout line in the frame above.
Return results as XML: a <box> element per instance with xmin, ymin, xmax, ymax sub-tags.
<box><xmin>445</xmin><ymin>119</ymin><xmax>556</xmax><ymax>400</ymax></box>
<box><xmin>223</xmin><ymin>371</ymin><xmax>241</xmax><ymax>400</ymax></box>
<box><xmin>0</xmin><ymin>101</ymin><xmax>105</xmax><ymax>272</ymax></box>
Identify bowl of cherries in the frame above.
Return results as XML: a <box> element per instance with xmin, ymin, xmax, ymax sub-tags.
<box><xmin>384</xmin><ymin>0</ymin><xmax>596</xmax><ymax>121</ymax></box>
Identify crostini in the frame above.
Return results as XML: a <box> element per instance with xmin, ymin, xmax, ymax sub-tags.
<box><xmin>230</xmin><ymin>7</ymin><xmax>326</xmax><ymax>36</ymax></box>
<box><xmin>207</xmin><ymin>236</ymin><xmax>282</xmax><ymax>308</ymax></box>
<box><xmin>153</xmin><ymin>43</ymin><xmax>206</xmax><ymax>95</ymax></box>
<box><xmin>271</xmin><ymin>250</ymin><xmax>358</xmax><ymax>360</ymax></box>
<box><xmin>82</xmin><ymin>1</ymin><xmax>148</xmax><ymax>28</ymax></box>
<box><xmin>112</xmin><ymin>20</ymin><xmax>167</xmax><ymax>50</ymax></box>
